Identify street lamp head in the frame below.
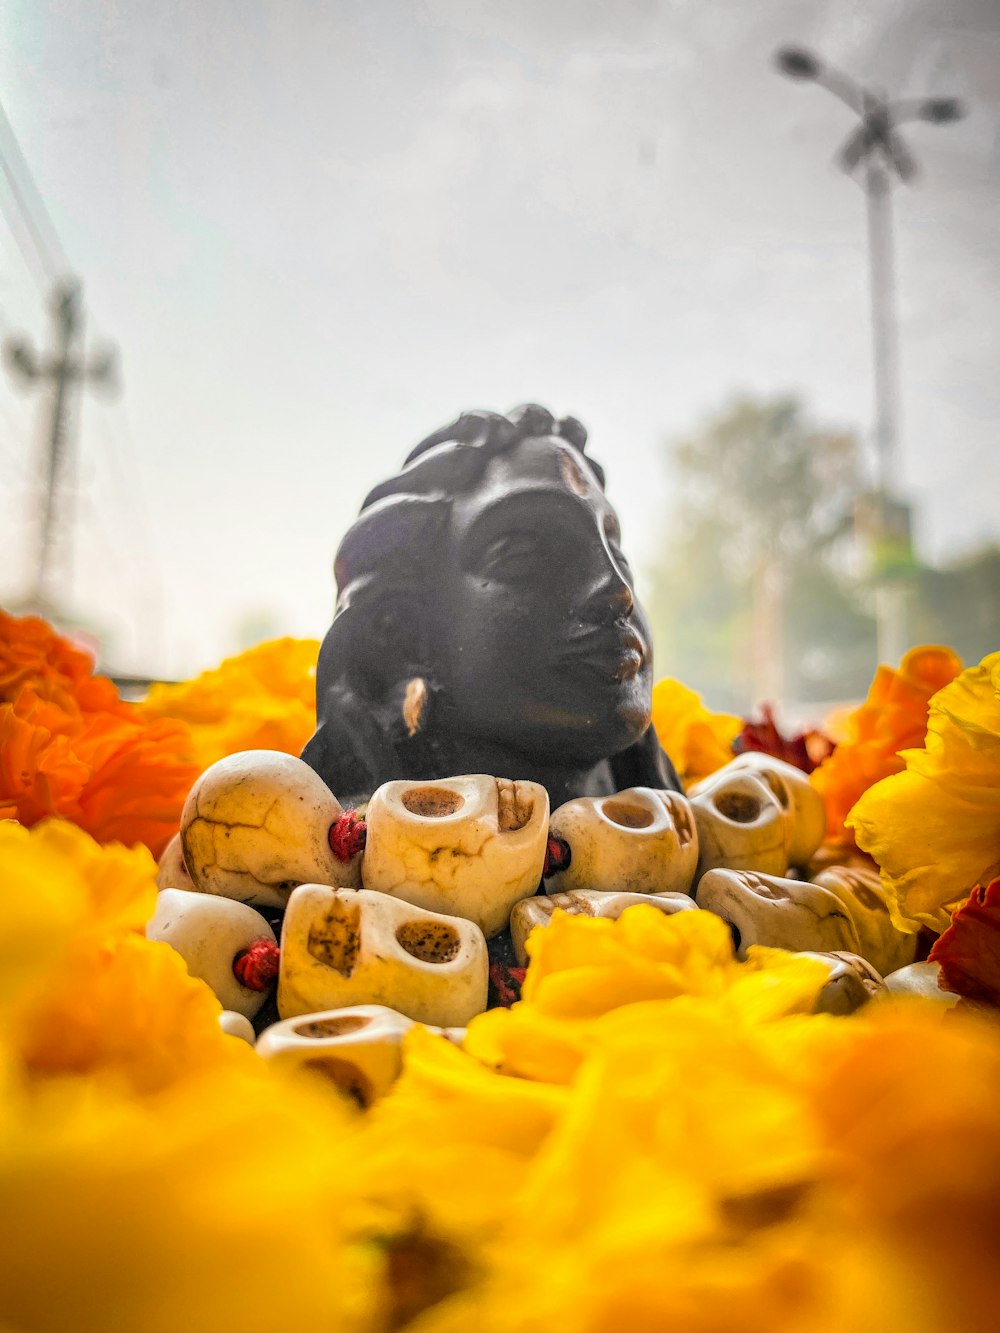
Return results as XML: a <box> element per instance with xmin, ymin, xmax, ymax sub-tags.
<box><xmin>775</xmin><ymin>46</ymin><xmax>822</xmax><ymax>80</ymax></box>
<box><xmin>919</xmin><ymin>97</ymin><xmax>965</xmax><ymax>124</ymax></box>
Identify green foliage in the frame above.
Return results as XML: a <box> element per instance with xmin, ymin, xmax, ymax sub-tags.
<box><xmin>647</xmin><ymin>394</ymin><xmax>873</xmax><ymax>711</ymax></box>
<box><xmin>911</xmin><ymin>546</ymin><xmax>1000</xmax><ymax>666</ymax></box>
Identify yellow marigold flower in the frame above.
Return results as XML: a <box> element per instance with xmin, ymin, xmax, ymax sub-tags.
<box><xmin>464</xmin><ymin>909</ymin><xmax>829</xmax><ymax>1084</ymax></box>
<box><xmin>139</xmin><ymin>636</ymin><xmax>320</xmax><ymax>771</ymax></box>
<box><xmin>0</xmin><ymin>819</ymin><xmax>156</xmax><ymax>1004</ymax></box>
<box><xmin>414</xmin><ymin>1005</ymin><xmax>1000</xmax><ymax>1333</ymax></box>
<box><xmin>346</xmin><ymin>1023</ymin><xmax>567</xmax><ymax>1246</ymax></box>
<box><xmin>0</xmin><ymin>1061</ymin><xmax>376</xmax><ymax>1333</ymax></box>
<box><xmin>811</xmin><ymin>645</ymin><xmax>963</xmax><ymax>846</ymax></box>
<box><xmin>0</xmin><ymin>820</ymin><xmax>248</xmax><ymax>1092</ymax></box>
<box><xmin>651</xmin><ymin>677</ymin><xmax>741</xmax><ymax>786</ymax></box>
<box><xmin>847</xmin><ymin>650</ymin><xmax>1000</xmax><ymax>933</ymax></box>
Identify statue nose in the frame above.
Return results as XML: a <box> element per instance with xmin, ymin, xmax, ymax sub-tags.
<box><xmin>582</xmin><ymin>560</ymin><xmax>635</xmax><ymax>623</ymax></box>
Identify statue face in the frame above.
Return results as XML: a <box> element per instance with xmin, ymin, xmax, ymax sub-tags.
<box><xmin>430</xmin><ymin>434</ymin><xmax>653</xmax><ymax>764</ymax></box>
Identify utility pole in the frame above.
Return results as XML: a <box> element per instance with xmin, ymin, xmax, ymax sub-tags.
<box><xmin>4</xmin><ymin>280</ymin><xmax>116</xmax><ymax>610</ymax></box>
<box><xmin>774</xmin><ymin>47</ymin><xmax>964</xmax><ymax>665</ymax></box>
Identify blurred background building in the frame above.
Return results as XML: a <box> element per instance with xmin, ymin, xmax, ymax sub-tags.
<box><xmin>0</xmin><ymin>0</ymin><xmax>997</xmax><ymax>713</ymax></box>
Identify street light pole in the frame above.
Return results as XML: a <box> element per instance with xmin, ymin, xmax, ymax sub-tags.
<box><xmin>774</xmin><ymin>47</ymin><xmax>964</xmax><ymax>665</ymax></box>
<box><xmin>865</xmin><ymin>149</ymin><xmax>898</xmax><ymax>496</ymax></box>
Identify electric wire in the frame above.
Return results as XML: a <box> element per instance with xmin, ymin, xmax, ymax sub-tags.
<box><xmin>0</xmin><ymin>92</ymin><xmax>71</xmax><ymax>288</ymax></box>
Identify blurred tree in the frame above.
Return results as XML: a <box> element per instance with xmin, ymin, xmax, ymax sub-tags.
<box><xmin>646</xmin><ymin>394</ymin><xmax>875</xmax><ymax>712</ymax></box>
<box><xmin>911</xmin><ymin>545</ymin><xmax>1000</xmax><ymax>665</ymax></box>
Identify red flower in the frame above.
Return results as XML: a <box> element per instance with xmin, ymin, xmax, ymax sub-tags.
<box><xmin>929</xmin><ymin>878</ymin><xmax>1000</xmax><ymax>1009</ymax></box>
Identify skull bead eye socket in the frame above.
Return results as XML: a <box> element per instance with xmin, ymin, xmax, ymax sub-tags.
<box><xmin>401</xmin><ymin>787</ymin><xmax>465</xmax><ymax>818</ymax></box>
<box><xmin>396</xmin><ymin>920</ymin><xmax>462</xmax><ymax>964</ymax></box>
<box><xmin>713</xmin><ymin>790</ymin><xmax>763</xmax><ymax>824</ymax></box>
<box><xmin>602</xmin><ymin>798</ymin><xmax>654</xmax><ymax>829</ymax></box>
<box><xmin>294</xmin><ymin>1014</ymin><xmax>372</xmax><ymax>1039</ymax></box>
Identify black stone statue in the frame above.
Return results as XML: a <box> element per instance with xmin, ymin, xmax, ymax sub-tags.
<box><xmin>302</xmin><ymin>404</ymin><xmax>681</xmax><ymax>808</ymax></box>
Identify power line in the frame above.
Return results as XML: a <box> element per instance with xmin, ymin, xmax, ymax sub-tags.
<box><xmin>0</xmin><ymin>93</ymin><xmax>70</xmax><ymax>288</ymax></box>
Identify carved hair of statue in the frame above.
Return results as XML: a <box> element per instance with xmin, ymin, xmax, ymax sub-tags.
<box><xmin>302</xmin><ymin>403</ymin><xmax>681</xmax><ymax>807</ymax></box>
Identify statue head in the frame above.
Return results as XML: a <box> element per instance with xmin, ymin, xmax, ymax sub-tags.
<box><xmin>303</xmin><ymin>404</ymin><xmax>679</xmax><ymax>805</ymax></box>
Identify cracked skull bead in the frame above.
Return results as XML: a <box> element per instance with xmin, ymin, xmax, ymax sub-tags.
<box><xmin>696</xmin><ymin>868</ymin><xmax>862</xmax><ymax>957</ymax></box>
<box><xmin>697</xmin><ymin>753</ymin><xmax>825</xmax><ymax>867</ymax></box>
<box><xmin>147</xmin><ymin>888</ymin><xmax>279</xmax><ymax>1020</ymax></box>
<box><xmin>255</xmin><ymin>1004</ymin><xmax>444</xmax><ymax>1106</ymax></box>
<box><xmin>180</xmin><ymin>749</ymin><xmax>362</xmax><ymax>909</ymax></box>
<box><xmin>688</xmin><ymin>771</ymin><xmax>790</xmax><ymax>878</ymax></box>
<box><xmin>510</xmin><ymin>889</ymin><xmax>698</xmax><ymax>967</ymax></box>
<box><xmin>360</xmin><ymin>774</ymin><xmax>549</xmax><ymax>937</ymax></box>
<box><xmin>277</xmin><ymin>884</ymin><xmax>488</xmax><ymax>1027</ymax></box>
<box><xmin>543</xmin><ymin>787</ymin><xmax>698</xmax><ymax>897</ymax></box>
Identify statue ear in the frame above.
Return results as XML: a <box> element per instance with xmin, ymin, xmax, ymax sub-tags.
<box><xmin>609</xmin><ymin>724</ymin><xmax>684</xmax><ymax>795</ymax></box>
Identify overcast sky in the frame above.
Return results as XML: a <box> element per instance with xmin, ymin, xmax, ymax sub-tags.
<box><xmin>0</xmin><ymin>0</ymin><xmax>997</xmax><ymax>676</ymax></box>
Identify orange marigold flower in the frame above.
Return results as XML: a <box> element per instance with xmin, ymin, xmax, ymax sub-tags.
<box><xmin>0</xmin><ymin>611</ymin><xmax>198</xmax><ymax>858</ymax></box>
<box><xmin>0</xmin><ymin>610</ymin><xmax>129</xmax><ymax>719</ymax></box>
<box><xmin>810</xmin><ymin>645</ymin><xmax>963</xmax><ymax>845</ymax></box>
<box><xmin>139</xmin><ymin>637</ymin><xmax>320</xmax><ymax>771</ymax></box>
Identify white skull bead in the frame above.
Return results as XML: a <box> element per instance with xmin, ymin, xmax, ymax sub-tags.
<box><xmin>156</xmin><ymin>832</ymin><xmax>197</xmax><ymax>892</ymax></box>
<box><xmin>688</xmin><ymin>772</ymin><xmax>791</xmax><ymax>878</ymax></box>
<box><xmin>147</xmin><ymin>888</ymin><xmax>278</xmax><ymax>1019</ymax></box>
<box><xmin>813</xmin><ymin>864</ymin><xmax>918</xmax><ymax>977</ymax></box>
<box><xmin>510</xmin><ymin>889</ymin><xmax>699</xmax><ymax>967</ymax></box>
<box><xmin>361</xmin><ymin>774</ymin><xmax>549</xmax><ymax>937</ymax></box>
<box><xmin>543</xmin><ymin>788</ymin><xmax>698</xmax><ymax>897</ymax></box>
<box><xmin>181</xmin><ymin>749</ymin><xmax>361</xmax><ymax>909</ymax></box>
<box><xmin>881</xmin><ymin>961</ymin><xmax>961</xmax><ymax>1009</ymax></box>
<box><xmin>696</xmin><ymin>868</ymin><xmax>862</xmax><ymax>957</ymax></box>
<box><xmin>277</xmin><ymin>884</ymin><xmax>488</xmax><ymax>1028</ymax></box>
<box><xmin>705</xmin><ymin>753</ymin><xmax>826</xmax><ymax>867</ymax></box>
<box><xmin>798</xmin><ymin>950</ymin><xmax>886</xmax><ymax>1015</ymax></box>
<box><xmin>256</xmin><ymin>1004</ymin><xmax>463</xmax><ymax>1107</ymax></box>
<box><xmin>218</xmin><ymin>1011</ymin><xmax>257</xmax><ymax>1043</ymax></box>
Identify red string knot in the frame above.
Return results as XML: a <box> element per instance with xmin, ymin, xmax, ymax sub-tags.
<box><xmin>233</xmin><ymin>938</ymin><xmax>281</xmax><ymax>991</ymax></box>
<box><xmin>329</xmin><ymin>809</ymin><xmax>367</xmax><ymax>861</ymax></box>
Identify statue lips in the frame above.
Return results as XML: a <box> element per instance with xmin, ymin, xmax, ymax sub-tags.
<box><xmin>565</xmin><ymin>623</ymin><xmax>647</xmax><ymax>683</ymax></box>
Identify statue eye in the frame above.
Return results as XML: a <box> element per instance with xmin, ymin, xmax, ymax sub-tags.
<box><xmin>477</xmin><ymin>532</ymin><xmax>542</xmax><ymax>579</ymax></box>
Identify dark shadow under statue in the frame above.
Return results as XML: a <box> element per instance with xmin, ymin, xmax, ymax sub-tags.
<box><xmin>302</xmin><ymin>403</ymin><xmax>681</xmax><ymax>808</ymax></box>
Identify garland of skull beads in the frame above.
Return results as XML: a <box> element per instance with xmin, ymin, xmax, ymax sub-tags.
<box><xmin>154</xmin><ymin>747</ymin><xmax>933</xmax><ymax>1104</ymax></box>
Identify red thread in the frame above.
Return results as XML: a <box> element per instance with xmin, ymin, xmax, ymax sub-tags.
<box><xmin>233</xmin><ymin>938</ymin><xmax>280</xmax><ymax>991</ymax></box>
<box><xmin>329</xmin><ymin>809</ymin><xmax>367</xmax><ymax>861</ymax></box>
<box><xmin>543</xmin><ymin>834</ymin><xmax>571</xmax><ymax>878</ymax></box>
